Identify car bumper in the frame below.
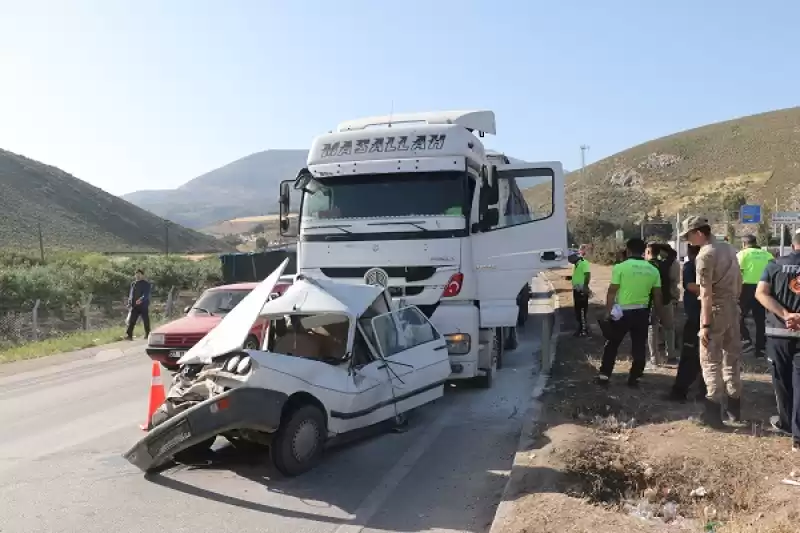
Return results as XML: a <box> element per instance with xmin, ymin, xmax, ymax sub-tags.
<box><xmin>123</xmin><ymin>386</ymin><xmax>288</xmax><ymax>473</ymax></box>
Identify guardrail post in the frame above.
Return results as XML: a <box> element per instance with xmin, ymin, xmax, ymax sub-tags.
<box><xmin>541</xmin><ymin>312</ymin><xmax>552</xmax><ymax>373</ymax></box>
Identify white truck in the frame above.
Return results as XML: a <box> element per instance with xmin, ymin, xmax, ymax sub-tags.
<box><xmin>278</xmin><ymin>110</ymin><xmax>567</xmax><ymax>388</ymax></box>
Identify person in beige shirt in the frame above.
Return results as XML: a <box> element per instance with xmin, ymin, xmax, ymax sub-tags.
<box><xmin>681</xmin><ymin>216</ymin><xmax>743</xmax><ymax>429</ymax></box>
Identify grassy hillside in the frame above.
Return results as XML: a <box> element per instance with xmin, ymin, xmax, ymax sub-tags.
<box><xmin>0</xmin><ymin>149</ymin><xmax>232</xmax><ymax>253</ymax></box>
<box><xmin>563</xmin><ymin>106</ymin><xmax>800</xmax><ymax>225</ymax></box>
<box><xmin>123</xmin><ymin>149</ymin><xmax>308</xmax><ymax>229</ymax></box>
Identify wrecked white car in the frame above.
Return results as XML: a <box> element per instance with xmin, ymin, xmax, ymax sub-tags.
<box><xmin>123</xmin><ymin>259</ymin><xmax>452</xmax><ymax>476</ymax></box>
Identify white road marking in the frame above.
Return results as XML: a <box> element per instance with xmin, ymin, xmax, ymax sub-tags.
<box><xmin>332</xmin><ymin>407</ymin><xmax>455</xmax><ymax>533</ymax></box>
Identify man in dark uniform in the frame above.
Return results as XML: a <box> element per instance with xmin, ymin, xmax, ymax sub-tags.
<box><xmin>126</xmin><ymin>268</ymin><xmax>152</xmax><ymax>340</ymax></box>
<box><xmin>667</xmin><ymin>244</ymin><xmax>707</xmax><ymax>401</ymax></box>
<box><xmin>755</xmin><ymin>232</ymin><xmax>800</xmax><ymax>452</ymax></box>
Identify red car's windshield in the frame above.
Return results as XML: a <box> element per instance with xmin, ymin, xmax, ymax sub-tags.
<box><xmin>190</xmin><ymin>289</ymin><xmax>250</xmax><ymax>316</ymax></box>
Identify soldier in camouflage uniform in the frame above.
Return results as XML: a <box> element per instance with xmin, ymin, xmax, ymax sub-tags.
<box><xmin>681</xmin><ymin>216</ymin><xmax>743</xmax><ymax>428</ymax></box>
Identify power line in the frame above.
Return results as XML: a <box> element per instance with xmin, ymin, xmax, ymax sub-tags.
<box><xmin>580</xmin><ymin>145</ymin><xmax>590</xmax><ymax>214</ymax></box>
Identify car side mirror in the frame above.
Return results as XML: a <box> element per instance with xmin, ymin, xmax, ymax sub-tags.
<box><xmin>184</xmin><ymin>306</ymin><xmax>191</xmax><ymax>314</ymax></box>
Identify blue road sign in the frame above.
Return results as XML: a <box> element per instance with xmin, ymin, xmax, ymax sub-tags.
<box><xmin>740</xmin><ymin>204</ymin><xmax>761</xmax><ymax>224</ymax></box>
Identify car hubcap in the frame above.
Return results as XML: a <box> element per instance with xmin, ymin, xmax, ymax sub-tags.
<box><xmin>292</xmin><ymin>420</ymin><xmax>319</xmax><ymax>462</ymax></box>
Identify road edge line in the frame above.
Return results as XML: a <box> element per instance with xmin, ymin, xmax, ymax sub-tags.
<box><xmin>488</xmin><ymin>273</ymin><xmax>561</xmax><ymax>533</ymax></box>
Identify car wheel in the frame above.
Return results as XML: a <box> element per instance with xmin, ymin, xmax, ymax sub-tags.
<box><xmin>243</xmin><ymin>335</ymin><xmax>259</xmax><ymax>350</ymax></box>
<box><xmin>271</xmin><ymin>405</ymin><xmax>326</xmax><ymax>477</ymax></box>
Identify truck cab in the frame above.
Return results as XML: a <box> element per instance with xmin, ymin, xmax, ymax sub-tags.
<box><xmin>278</xmin><ymin>110</ymin><xmax>567</xmax><ymax>387</ymax></box>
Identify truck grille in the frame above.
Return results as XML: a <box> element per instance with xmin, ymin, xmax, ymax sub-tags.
<box><xmin>320</xmin><ymin>266</ymin><xmax>437</xmax><ymax>282</ymax></box>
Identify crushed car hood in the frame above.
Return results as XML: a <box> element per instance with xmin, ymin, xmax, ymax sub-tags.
<box><xmin>178</xmin><ymin>259</ymin><xmax>289</xmax><ymax>366</ymax></box>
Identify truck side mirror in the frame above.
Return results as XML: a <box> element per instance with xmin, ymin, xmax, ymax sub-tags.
<box><xmin>482</xmin><ymin>165</ymin><xmax>499</xmax><ymax>205</ymax></box>
<box><xmin>278</xmin><ymin>179</ymin><xmax>296</xmax><ymax>237</ymax></box>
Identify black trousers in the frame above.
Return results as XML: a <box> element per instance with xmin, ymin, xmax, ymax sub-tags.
<box><xmin>600</xmin><ymin>308</ymin><xmax>650</xmax><ymax>380</ymax></box>
<box><xmin>126</xmin><ymin>305</ymin><xmax>151</xmax><ymax>338</ymax></box>
<box><xmin>573</xmin><ymin>289</ymin><xmax>589</xmax><ymax>333</ymax></box>
<box><xmin>672</xmin><ymin>314</ymin><xmax>706</xmax><ymax>397</ymax></box>
<box><xmin>740</xmin><ymin>283</ymin><xmax>766</xmax><ymax>350</ymax></box>
<box><xmin>766</xmin><ymin>336</ymin><xmax>800</xmax><ymax>440</ymax></box>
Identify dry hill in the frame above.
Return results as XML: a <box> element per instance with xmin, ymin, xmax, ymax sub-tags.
<box><xmin>563</xmin><ymin>106</ymin><xmax>800</xmax><ymax>225</ymax></box>
<box><xmin>0</xmin><ymin>148</ymin><xmax>232</xmax><ymax>253</ymax></box>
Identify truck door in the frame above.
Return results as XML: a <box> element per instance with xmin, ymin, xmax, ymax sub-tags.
<box><xmin>471</xmin><ymin>162</ymin><xmax>566</xmax><ymax>328</ymax></box>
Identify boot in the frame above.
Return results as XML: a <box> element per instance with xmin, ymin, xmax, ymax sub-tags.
<box><xmin>725</xmin><ymin>396</ymin><xmax>741</xmax><ymax>423</ymax></box>
<box><xmin>700</xmin><ymin>399</ymin><xmax>726</xmax><ymax>429</ymax></box>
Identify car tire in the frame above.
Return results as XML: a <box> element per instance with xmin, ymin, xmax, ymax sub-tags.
<box><xmin>271</xmin><ymin>405</ymin><xmax>326</xmax><ymax>477</ymax></box>
<box><xmin>243</xmin><ymin>335</ymin><xmax>259</xmax><ymax>350</ymax></box>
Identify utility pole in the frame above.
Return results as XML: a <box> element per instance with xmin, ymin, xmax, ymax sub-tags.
<box><xmin>37</xmin><ymin>223</ymin><xmax>45</xmax><ymax>263</ymax></box>
<box><xmin>580</xmin><ymin>145</ymin><xmax>590</xmax><ymax>214</ymax></box>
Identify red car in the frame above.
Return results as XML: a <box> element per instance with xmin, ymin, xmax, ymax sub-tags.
<box><xmin>146</xmin><ymin>279</ymin><xmax>292</xmax><ymax>371</ymax></box>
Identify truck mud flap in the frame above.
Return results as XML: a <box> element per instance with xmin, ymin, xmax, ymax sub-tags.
<box><xmin>123</xmin><ymin>387</ymin><xmax>288</xmax><ymax>473</ymax></box>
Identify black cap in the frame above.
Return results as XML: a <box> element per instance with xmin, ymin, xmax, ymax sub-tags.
<box><xmin>742</xmin><ymin>235</ymin><xmax>757</xmax><ymax>245</ymax></box>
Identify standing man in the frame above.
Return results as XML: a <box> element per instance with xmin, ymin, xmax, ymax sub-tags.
<box><xmin>126</xmin><ymin>268</ymin><xmax>151</xmax><ymax>341</ymax></box>
<box><xmin>667</xmin><ymin>244</ymin><xmax>707</xmax><ymax>401</ymax></box>
<box><xmin>755</xmin><ymin>232</ymin><xmax>800</xmax><ymax>452</ymax></box>
<box><xmin>738</xmin><ymin>235</ymin><xmax>773</xmax><ymax>357</ymax></box>
<box><xmin>568</xmin><ymin>252</ymin><xmax>592</xmax><ymax>337</ymax></box>
<box><xmin>597</xmin><ymin>238</ymin><xmax>663</xmax><ymax>387</ymax></box>
<box><xmin>646</xmin><ymin>243</ymin><xmax>677</xmax><ymax>366</ymax></box>
<box><xmin>682</xmin><ymin>216</ymin><xmax>743</xmax><ymax>428</ymax></box>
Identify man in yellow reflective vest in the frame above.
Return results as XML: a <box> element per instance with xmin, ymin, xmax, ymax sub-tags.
<box><xmin>738</xmin><ymin>235</ymin><xmax>774</xmax><ymax>357</ymax></box>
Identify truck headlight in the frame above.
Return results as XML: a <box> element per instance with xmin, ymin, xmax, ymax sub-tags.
<box><xmin>445</xmin><ymin>333</ymin><xmax>471</xmax><ymax>355</ymax></box>
<box><xmin>148</xmin><ymin>333</ymin><xmax>165</xmax><ymax>346</ymax></box>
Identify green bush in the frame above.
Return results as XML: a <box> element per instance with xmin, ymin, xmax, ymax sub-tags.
<box><xmin>0</xmin><ymin>253</ymin><xmax>222</xmax><ymax>309</ymax></box>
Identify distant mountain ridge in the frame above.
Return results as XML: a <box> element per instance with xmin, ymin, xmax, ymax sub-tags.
<box><xmin>123</xmin><ymin>149</ymin><xmax>308</xmax><ymax>229</ymax></box>
<box><xmin>0</xmin><ymin>148</ymin><xmax>232</xmax><ymax>253</ymax></box>
<box><xmin>564</xmin><ymin>106</ymin><xmax>800</xmax><ymax>225</ymax></box>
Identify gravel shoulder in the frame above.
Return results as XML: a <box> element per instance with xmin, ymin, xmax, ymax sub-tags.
<box><xmin>494</xmin><ymin>266</ymin><xmax>800</xmax><ymax>533</ymax></box>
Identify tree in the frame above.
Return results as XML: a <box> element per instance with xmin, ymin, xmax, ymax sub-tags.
<box><xmin>220</xmin><ymin>234</ymin><xmax>243</xmax><ymax>247</ymax></box>
<box><xmin>757</xmin><ymin>205</ymin><xmax>772</xmax><ymax>245</ymax></box>
<box><xmin>255</xmin><ymin>237</ymin><xmax>268</xmax><ymax>250</ymax></box>
<box><xmin>568</xmin><ymin>215</ymin><xmax>616</xmax><ymax>245</ymax></box>
<box><xmin>249</xmin><ymin>223</ymin><xmax>266</xmax><ymax>235</ymax></box>
<box><xmin>652</xmin><ymin>207</ymin><xmax>665</xmax><ymax>222</ymax></box>
<box><xmin>722</xmin><ymin>192</ymin><xmax>747</xmax><ymax>220</ymax></box>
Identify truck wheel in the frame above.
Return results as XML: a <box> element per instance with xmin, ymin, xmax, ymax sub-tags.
<box><xmin>495</xmin><ymin>328</ymin><xmax>505</xmax><ymax>370</ymax></box>
<box><xmin>271</xmin><ymin>405</ymin><xmax>326</xmax><ymax>477</ymax></box>
<box><xmin>243</xmin><ymin>335</ymin><xmax>259</xmax><ymax>350</ymax></box>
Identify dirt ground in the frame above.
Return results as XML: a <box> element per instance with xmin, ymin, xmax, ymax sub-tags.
<box><xmin>497</xmin><ymin>266</ymin><xmax>800</xmax><ymax>533</ymax></box>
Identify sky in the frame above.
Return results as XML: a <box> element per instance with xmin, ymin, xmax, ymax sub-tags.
<box><xmin>1</xmin><ymin>0</ymin><xmax>799</xmax><ymax>196</ymax></box>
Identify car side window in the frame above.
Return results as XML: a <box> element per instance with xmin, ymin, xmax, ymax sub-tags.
<box><xmin>370</xmin><ymin>306</ymin><xmax>440</xmax><ymax>359</ymax></box>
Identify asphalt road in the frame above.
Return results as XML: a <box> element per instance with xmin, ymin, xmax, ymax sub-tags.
<box><xmin>0</xmin><ymin>287</ymin><xmax>550</xmax><ymax>533</ymax></box>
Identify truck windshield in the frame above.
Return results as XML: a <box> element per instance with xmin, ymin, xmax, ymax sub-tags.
<box><xmin>301</xmin><ymin>171</ymin><xmax>468</xmax><ymax>221</ymax></box>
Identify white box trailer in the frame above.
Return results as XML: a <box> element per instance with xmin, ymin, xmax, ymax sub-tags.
<box><xmin>278</xmin><ymin>110</ymin><xmax>567</xmax><ymax>387</ymax></box>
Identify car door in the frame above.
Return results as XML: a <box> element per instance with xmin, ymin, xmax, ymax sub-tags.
<box><xmin>370</xmin><ymin>306</ymin><xmax>450</xmax><ymax>415</ymax></box>
<box><xmin>330</xmin><ymin>327</ymin><xmax>396</xmax><ymax>434</ymax></box>
<box><xmin>471</xmin><ymin>162</ymin><xmax>567</xmax><ymax>328</ymax></box>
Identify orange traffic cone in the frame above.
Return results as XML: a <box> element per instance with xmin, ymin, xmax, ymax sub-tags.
<box><xmin>140</xmin><ymin>361</ymin><xmax>166</xmax><ymax>431</ymax></box>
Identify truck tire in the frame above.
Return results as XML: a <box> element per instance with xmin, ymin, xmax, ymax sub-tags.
<box><xmin>495</xmin><ymin>327</ymin><xmax>505</xmax><ymax>370</ymax></box>
<box><xmin>475</xmin><ymin>329</ymin><xmax>499</xmax><ymax>388</ymax></box>
<box><xmin>271</xmin><ymin>405</ymin><xmax>326</xmax><ymax>477</ymax></box>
